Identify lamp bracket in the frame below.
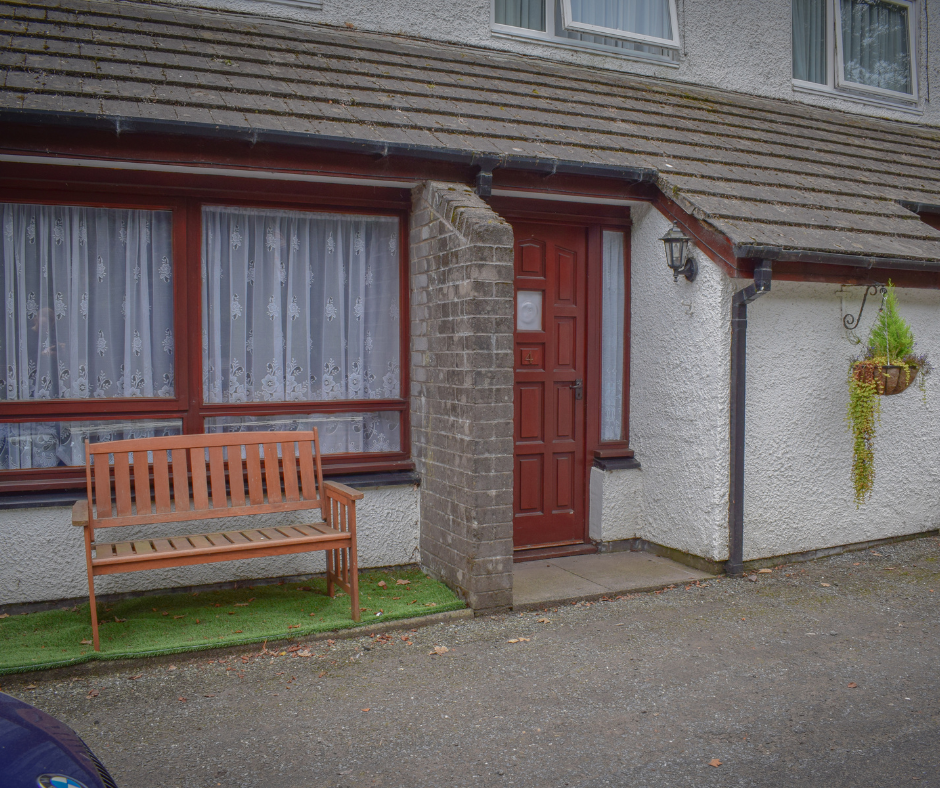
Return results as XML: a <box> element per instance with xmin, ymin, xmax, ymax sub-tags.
<box><xmin>673</xmin><ymin>256</ymin><xmax>697</xmax><ymax>283</ymax></box>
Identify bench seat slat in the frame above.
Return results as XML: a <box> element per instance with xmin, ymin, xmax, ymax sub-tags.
<box><xmin>92</xmin><ymin>524</ymin><xmax>350</xmax><ymax>568</ymax></box>
<box><xmin>132</xmin><ymin>540</ymin><xmax>154</xmax><ymax>555</ymax></box>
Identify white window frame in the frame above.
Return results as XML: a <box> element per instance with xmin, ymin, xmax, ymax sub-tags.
<box><xmin>792</xmin><ymin>0</ymin><xmax>918</xmax><ymax>105</ymax></box>
<box><xmin>559</xmin><ymin>0</ymin><xmax>680</xmax><ymax>49</ymax></box>
<box><xmin>834</xmin><ymin>0</ymin><xmax>917</xmax><ymax>101</ymax></box>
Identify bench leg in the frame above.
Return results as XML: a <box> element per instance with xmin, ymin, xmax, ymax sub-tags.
<box><xmin>348</xmin><ymin>544</ymin><xmax>360</xmax><ymax>623</ymax></box>
<box><xmin>83</xmin><ymin>526</ymin><xmax>100</xmax><ymax>652</ymax></box>
<box><xmin>326</xmin><ymin>549</ymin><xmax>336</xmax><ymax>598</ymax></box>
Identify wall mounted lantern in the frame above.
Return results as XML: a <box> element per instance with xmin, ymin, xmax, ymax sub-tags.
<box><xmin>660</xmin><ymin>223</ymin><xmax>697</xmax><ymax>282</ymax></box>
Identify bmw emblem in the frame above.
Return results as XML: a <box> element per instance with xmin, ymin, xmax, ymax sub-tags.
<box><xmin>36</xmin><ymin>776</ymin><xmax>90</xmax><ymax>788</ymax></box>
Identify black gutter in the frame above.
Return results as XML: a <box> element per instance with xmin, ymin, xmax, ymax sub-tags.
<box><xmin>0</xmin><ymin>108</ymin><xmax>657</xmax><ymax>186</ymax></box>
<box><xmin>733</xmin><ymin>244</ymin><xmax>940</xmax><ymax>272</ymax></box>
<box><xmin>727</xmin><ymin>260</ymin><xmax>772</xmax><ymax>578</ymax></box>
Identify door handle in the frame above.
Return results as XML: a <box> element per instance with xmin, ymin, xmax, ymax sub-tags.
<box><xmin>569</xmin><ymin>379</ymin><xmax>583</xmax><ymax>400</ymax></box>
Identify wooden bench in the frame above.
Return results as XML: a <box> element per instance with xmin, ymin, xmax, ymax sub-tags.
<box><xmin>72</xmin><ymin>430</ymin><xmax>362</xmax><ymax>651</ymax></box>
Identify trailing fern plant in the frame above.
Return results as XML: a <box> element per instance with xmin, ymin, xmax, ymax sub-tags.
<box><xmin>847</xmin><ymin>281</ymin><xmax>930</xmax><ymax>506</ymax></box>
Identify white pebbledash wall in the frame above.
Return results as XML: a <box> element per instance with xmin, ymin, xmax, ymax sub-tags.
<box><xmin>743</xmin><ymin>281</ymin><xmax>940</xmax><ymax>560</ymax></box>
<box><xmin>592</xmin><ymin>204</ymin><xmax>940</xmax><ymax>566</ymax></box>
<box><xmin>162</xmin><ymin>0</ymin><xmax>940</xmax><ymax>127</ymax></box>
<box><xmin>0</xmin><ymin>485</ymin><xmax>419</xmax><ymax>606</ymax></box>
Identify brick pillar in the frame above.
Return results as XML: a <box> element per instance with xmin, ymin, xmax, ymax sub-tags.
<box><xmin>410</xmin><ymin>182</ymin><xmax>515</xmax><ymax>613</ymax></box>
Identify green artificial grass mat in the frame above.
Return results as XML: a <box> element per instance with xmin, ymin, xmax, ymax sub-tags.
<box><xmin>0</xmin><ymin>568</ymin><xmax>465</xmax><ymax>675</ymax></box>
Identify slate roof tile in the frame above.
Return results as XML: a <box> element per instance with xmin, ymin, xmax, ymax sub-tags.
<box><xmin>2</xmin><ymin>0</ymin><xmax>939</xmax><ymax>263</ymax></box>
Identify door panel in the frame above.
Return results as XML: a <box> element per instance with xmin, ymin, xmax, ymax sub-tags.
<box><xmin>512</xmin><ymin>222</ymin><xmax>587</xmax><ymax>550</ymax></box>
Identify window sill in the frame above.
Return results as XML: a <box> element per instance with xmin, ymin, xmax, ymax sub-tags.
<box><xmin>593</xmin><ymin>456</ymin><xmax>641</xmax><ymax>471</ymax></box>
<box><xmin>491</xmin><ymin>29</ymin><xmax>679</xmax><ymax>68</ymax></box>
<box><xmin>792</xmin><ymin>80</ymin><xmax>922</xmax><ymax>115</ymax></box>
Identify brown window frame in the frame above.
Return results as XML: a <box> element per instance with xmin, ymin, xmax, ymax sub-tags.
<box><xmin>0</xmin><ymin>187</ymin><xmax>411</xmax><ymax>493</ymax></box>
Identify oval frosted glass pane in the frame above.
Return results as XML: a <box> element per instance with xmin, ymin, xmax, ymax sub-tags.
<box><xmin>516</xmin><ymin>290</ymin><xmax>543</xmax><ymax>332</ymax></box>
<box><xmin>601</xmin><ymin>231</ymin><xmax>625</xmax><ymax>442</ymax></box>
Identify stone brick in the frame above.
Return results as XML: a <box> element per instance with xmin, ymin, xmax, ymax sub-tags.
<box><xmin>411</xmin><ymin>181</ymin><xmax>515</xmax><ymax>612</ymax></box>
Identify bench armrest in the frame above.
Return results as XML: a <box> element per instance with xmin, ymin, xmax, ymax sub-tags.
<box><xmin>322</xmin><ymin>480</ymin><xmax>365</xmax><ymax>503</ymax></box>
<box><xmin>72</xmin><ymin>499</ymin><xmax>90</xmax><ymax>527</ymax></box>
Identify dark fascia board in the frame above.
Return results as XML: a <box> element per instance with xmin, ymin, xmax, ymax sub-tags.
<box><xmin>732</xmin><ymin>244</ymin><xmax>940</xmax><ymax>272</ymax></box>
<box><xmin>0</xmin><ymin>108</ymin><xmax>657</xmax><ymax>185</ymax></box>
<box><xmin>897</xmin><ymin>200</ymin><xmax>940</xmax><ymax>216</ymax></box>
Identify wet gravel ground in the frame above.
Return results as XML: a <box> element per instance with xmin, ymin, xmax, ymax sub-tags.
<box><xmin>4</xmin><ymin>535</ymin><xmax>940</xmax><ymax>788</ymax></box>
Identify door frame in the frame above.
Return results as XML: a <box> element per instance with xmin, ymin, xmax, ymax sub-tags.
<box><xmin>492</xmin><ymin>198</ymin><xmax>633</xmax><ymax>550</ymax></box>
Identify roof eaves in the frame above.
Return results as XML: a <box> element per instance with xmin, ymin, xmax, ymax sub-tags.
<box><xmin>732</xmin><ymin>244</ymin><xmax>940</xmax><ymax>272</ymax></box>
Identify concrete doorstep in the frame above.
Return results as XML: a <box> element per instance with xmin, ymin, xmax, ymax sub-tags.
<box><xmin>512</xmin><ymin>551</ymin><xmax>713</xmax><ymax>609</ymax></box>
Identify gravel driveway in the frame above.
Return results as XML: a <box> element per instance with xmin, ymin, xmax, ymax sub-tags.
<box><xmin>4</xmin><ymin>535</ymin><xmax>939</xmax><ymax>788</ymax></box>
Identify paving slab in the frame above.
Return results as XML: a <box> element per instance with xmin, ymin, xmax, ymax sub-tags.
<box><xmin>513</xmin><ymin>550</ymin><xmax>713</xmax><ymax>607</ymax></box>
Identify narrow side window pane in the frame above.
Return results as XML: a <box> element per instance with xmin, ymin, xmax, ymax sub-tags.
<box><xmin>202</xmin><ymin>207</ymin><xmax>400</xmax><ymax>405</ymax></box>
<box><xmin>601</xmin><ymin>231</ymin><xmax>625</xmax><ymax>442</ymax></box>
<box><xmin>495</xmin><ymin>0</ymin><xmax>547</xmax><ymax>30</ymax></box>
<box><xmin>0</xmin><ymin>203</ymin><xmax>175</xmax><ymax>401</ymax></box>
<box><xmin>792</xmin><ymin>0</ymin><xmax>828</xmax><ymax>83</ymax></box>
<box><xmin>839</xmin><ymin>0</ymin><xmax>912</xmax><ymax>94</ymax></box>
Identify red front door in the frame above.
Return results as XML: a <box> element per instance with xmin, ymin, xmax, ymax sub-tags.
<box><xmin>512</xmin><ymin>222</ymin><xmax>587</xmax><ymax>550</ymax></box>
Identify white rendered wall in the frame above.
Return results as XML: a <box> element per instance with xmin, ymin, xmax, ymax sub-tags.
<box><xmin>0</xmin><ymin>485</ymin><xmax>419</xmax><ymax>606</ymax></box>
<box><xmin>162</xmin><ymin>0</ymin><xmax>940</xmax><ymax>126</ymax></box>
<box><xmin>742</xmin><ymin>281</ymin><xmax>940</xmax><ymax>560</ymax></box>
<box><xmin>619</xmin><ymin>204</ymin><xmax>732</xmax><ymax>561</ymax></box>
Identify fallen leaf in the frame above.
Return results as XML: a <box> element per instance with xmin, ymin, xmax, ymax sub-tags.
<box><xmin>178</xmin><ymin>696</ymin><xmax>187</xmax><ymax>702</ymax></box>
<box><xmin>86</xmin><ymin>689</ymin><xmax>99</xmax><ymax>698</ymax></box>
<box><xmin>297</xmin><ymin>650</ymin><xmax>312</xmax><ymax>657</ymax></box>
<box><xmin>853</xmin><ymin>562</ymin><xmax>861</xmax><ymax>566</ymax></box>
<box><xmin>309</xmin><ymin>612</ymin><xmax>317</xmax><ymax>617</ymax></box>
<box><xmin>288</xmin><ymin>624</ymin><xmax>301</xmax><ymax>629</ymax></box>
<box><xmin>80</xmin><ymin>639</ymin><xmax>93</xmax><ymax>645</ymax></box>
<box><xmin>430</xmin><ymin>645</ymin><xmax>449</xmax><ymax>655</ymax></box>
<box><xmin>152</xmin><ymin>608</ymin><xmax>158</xmax><ymax>612</ymax></box>
<box><xmin>167</xmin><ymin>665</ymin><xmax>177</xmax><ymax>671</ymax></box>
<box><xmin>870</xmin><ymin>551</ymin><xmax>883</xmax><ymax>556</ymax></box>
<box><xmin>203</xmin><ymin>694</ymin><xmax>215</xmax><ymax>698</ymax></box>
<box><xmin>318</xmin><ymin>671</ymin><xmax>326</xmax><ymax>678</ymax></box>
<box><xmin>392</xmin><ymin>596</ymin><xmax>401</xmax><ymax>600</ymax></box>
<box><xmin>173</xmin><ymin>615</ymin><xmax>186</xmax><ymax>619</ymax></box>
<box><xmin>847</xmin><ymin>682</ymin><xmax>858</xmax><ymax>688</ymax></box>
<box><xmin>234</xmin><ymin>630</ymin><xmax>243</xmax><ymax>634</ymax></box>
<box><xmin>162</xmin><ymin>612</ymin><xmax>169</xmax><ymax>616</ymax></box>
<box><xmin>821</xmin><ymin>583</ymin><xmax>831</xmax><ymax>587</ymax></box>
<box><xmin>757</xmin><ymin>568</ymin><xmax>772</xmax><ymax>574</ymax></box>
<box><xmin>377</xmin><ymin>581</ymin><xmax>387</xmax><ymax>588</ymax></box>
<box><xmin>234</xmin><ymin>599</ymin><xmax>255</xmax><ymax>607</ymax></box>
<box><xmin>537</xmin><ymin>618</ymin><xmax>550</xmax><ymax>623</ymax></box>
<box><xmin>114</xmin><ymin>616</ymin><xmax>126</xmax><ymax>623</ymax></box>
<box><xmin>424</xmin><ymin>602</ymin><xmax>437</xmax><ymax>607</ymax></box>
<box><xmin>709</xmin><ymin>759</ymin><xmax>722</xmax><ymax>768</ymax></box>
<box><xmin>507</xmin><ymin>638</ymin><xmax>531</xmax><ymax>643</ymax></box>
<box><xmin>128</xmin><ymin>674</ymin><xmax>142</xmax><ymax>680</ymax></box>
<box><xmin>0</xmin><ymin>613</ymin><xmax>8</xmax><ymax>619</ymax></box>
<box><xmin>24</xmin><ymin>683</ymin><xmax>37</xmax><ymax>690</ymax></box>
<box><xmin>396</xmin><ymin>579</ymin><xmax>411</xmax><ymax>585</ymax></box>
<box><xmin>362</xmin><ymin>708</ymin><xmax>370</xmax><ymax>712</ymax></box>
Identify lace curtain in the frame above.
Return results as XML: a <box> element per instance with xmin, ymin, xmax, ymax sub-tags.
<box><xmin>793</xmin><ymin>0</ymin><xmax>827</xmax><ymax>84</ymax></box>
<box><xmin>0</xmin><ymin>202</ymin><xmax>176</xmax><ymax>469</ymax></box>
<box><xmin>1</xmin><ymin>203</ymin><xmax>175</xmax><ymax>401</ymax></box>
<box><xmin>601</xmin><ymin>231</ymin><xmax>625</xmax><ymax>442</ymax></box>
<box><xmin>840</xmin><ymin>0</ymin><xmax>912</xmax><ymax>94</ymax></box>
<box><xmin>201</xmin><ymin>206</ymin><xmax>401</xmax><ymax>453</ymax></box>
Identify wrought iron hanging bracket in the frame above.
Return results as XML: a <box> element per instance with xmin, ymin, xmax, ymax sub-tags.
<box><xmin>843</xmin><ymin>283</ymin><xmax>887</xmax><ymax>330</ymax></box>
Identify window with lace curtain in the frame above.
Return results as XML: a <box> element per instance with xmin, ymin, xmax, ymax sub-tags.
<box><xmin>0</xmin><ymin>198</ymin><xmax>407</xmax><ymax>487</ymax></box>
<box><xmin>493</xmin><ymin>0</ymin><xmax>680</xmax><ymax>61</ymax></box>
<box><xmin>792</xmin><ymin>0</ymin><xmax>918</xmax><ymax>102</ymax></box>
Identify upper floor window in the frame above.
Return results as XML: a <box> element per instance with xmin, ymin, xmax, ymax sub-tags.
<box><xmin>494</xmin><ymin>0</ymin><xmax>680</xmax><ymax>62</ymax></box>
<box><xmin>793</xmin><ymin>0</ymin><xmax>917</xmax><ymax>102</ymax></box>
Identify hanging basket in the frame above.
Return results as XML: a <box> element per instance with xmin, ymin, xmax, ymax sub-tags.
<box><xmin>852</xmin><ymin>362</ymin><xmax>919</xmax><ymax>396</ymax></box>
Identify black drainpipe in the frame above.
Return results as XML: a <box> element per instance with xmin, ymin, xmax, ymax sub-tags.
<box><xmin>727</xmin><ymin>260</ymin><xmax>772</xmax><ymax>577</ymax></box>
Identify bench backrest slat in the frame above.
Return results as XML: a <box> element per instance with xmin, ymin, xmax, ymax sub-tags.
<box><xmin>84</xmin><ymin>431</ymin><xmax>324</xmax><ymax>527</ymax></box>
